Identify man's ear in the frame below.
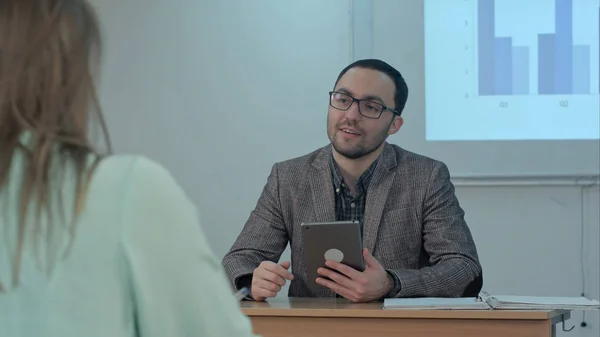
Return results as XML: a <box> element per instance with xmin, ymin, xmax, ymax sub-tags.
<box><xmin>388</xmin><ymin>116</ymin><xmax>404</xmax><ymax>135</ymax></box>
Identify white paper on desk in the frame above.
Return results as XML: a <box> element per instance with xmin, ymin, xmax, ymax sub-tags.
<box><xmin>485</xmin><ymin>295</ymin><xmax>600</xmax><ymax>310</ymax></box>
<box><xmin>383</xmin><ymin>297</ymin><xmax>490</xmax><ymax>310</ymax></box>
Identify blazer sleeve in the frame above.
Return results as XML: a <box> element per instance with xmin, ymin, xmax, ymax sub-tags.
<box><xmin>221</xmin><ymin>163</ymin><xmax>289</xmax><ymax>290</ymax></box>
<box><xmin>120</xmin><ymin>157</ymin><xmax>258</xmax><ymax>337</ymax></box>
<box><xmin>387</xmin><ymin>161</ymin><xmax>483</xmax><ymax>298</ymax></box>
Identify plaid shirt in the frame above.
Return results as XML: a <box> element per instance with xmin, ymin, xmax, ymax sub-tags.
<box><xmin>329</xmin><ymin>154</ymin><xmax>380</xmax><ymax>230</ymax></box>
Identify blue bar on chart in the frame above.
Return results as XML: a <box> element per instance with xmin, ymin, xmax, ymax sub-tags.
<box><xmin>477</xmin><ymin>0</ymin><xmax>518</xmax><ymax>95</ymax></box>
<box><xmin>553</xmin><ymin>0</ymin><xmax>573</xmax><ymax>94</ymax></box>
<box><xmin>511</xmin><ymin>46</ymin><xmax>529</xmax><ymax>95</ymax></box>
<box><xmin>572</xmin><ymin>45</ymin><xmax>590</xmax><ymax>94</ymax></box>
<box><xmin>538</xmin><ymin>34</ymin><xmax>555</xmax><ymax>95</ymax></box>
<box><xmin>477</xmin><ymin>0</ymin><xmax>495</xmax><ymax>95</ymax></box>
<box><xmin>478</xmin><ymin>0</ymin><xmax>594</xmax><ymax>96</ymax></box>
<box><xmin>493</xmin><ymin>37</ymin><xmax>512</xmax><ymax>94</ymax></box>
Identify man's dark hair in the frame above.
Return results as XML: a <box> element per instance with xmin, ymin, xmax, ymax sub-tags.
<box><xmin>333</xmin><ymin>59</ymin><xmax>408</xmax><ymax>116</ymax></box>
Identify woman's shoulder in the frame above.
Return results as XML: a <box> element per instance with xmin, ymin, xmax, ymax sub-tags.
<box><xmin>93</xmin><ymin>154</ymin><xmax>175</xmax><ymax>185</ymax></box>
<box><xmin>90</xmin><ymin>154</ymin><xmax>186</xmax><ymax>204</ymax></box>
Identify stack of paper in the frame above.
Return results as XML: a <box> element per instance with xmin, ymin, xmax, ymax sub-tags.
<box><xmin>481</xmin><ymin>293</ymin><xmax>600</xmax><ymax>311</ymax></box>
<box><xmin>383</xmin><ymin>291</ymin><xmax>600</xmax><ymax>311</ymax></box>
<box><xmin>383</xmin><ymin>297</ymin><xmax>490</xmax><ymax>310</ymax></box>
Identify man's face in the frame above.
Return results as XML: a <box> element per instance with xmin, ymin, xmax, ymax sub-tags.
<box><xmin>327</xmin><ymin>67</ymin><xmax>403</xmax><ymax>160</ymax></box>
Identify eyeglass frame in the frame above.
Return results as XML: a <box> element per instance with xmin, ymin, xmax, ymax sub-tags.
<box><xmin>328</xmin><ymin>91</ymin><xmax>401</xmax><ymax>119</ymax></box>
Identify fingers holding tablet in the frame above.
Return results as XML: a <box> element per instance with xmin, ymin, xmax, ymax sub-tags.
<box><xmin>301</xmin><ymin>221</ymin><xmax>365</xmax><ymax>294</ymax></box>
<box><xmin>316</xmin><ymin>248</ymin><xmax>395</xmax><ymax>303</ymax></box>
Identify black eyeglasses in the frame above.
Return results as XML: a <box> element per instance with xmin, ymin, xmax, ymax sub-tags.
<box><xmin>328</xmin><ymin>91</ymin><xmax>400</xmax><ymax>119</ymax></box>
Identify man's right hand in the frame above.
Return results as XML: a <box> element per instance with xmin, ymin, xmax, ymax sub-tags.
<box><xmin>250</xmin><ymin>260</ymin><xmax>294</xmax><ymax>301</ymax></box>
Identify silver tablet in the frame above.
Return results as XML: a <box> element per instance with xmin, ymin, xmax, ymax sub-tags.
<box><xmin>301</xmin><ymin>220</ymin><xmax>365</xmax><ymax>294</ymax></box>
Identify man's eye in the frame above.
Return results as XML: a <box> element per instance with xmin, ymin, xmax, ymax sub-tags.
<box><xmin>365</xmin><ymin>104</ymin><xmax>380</xmax><ymax>112</ymax></box>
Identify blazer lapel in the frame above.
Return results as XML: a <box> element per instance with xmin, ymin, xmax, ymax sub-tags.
<box><xmin>308</xmin><ymin>146</ymin><xmax>337</xmax><ymax>297</ymax></box>
<box><xmin>362</xmin><ymin>143</ymin><xmax>397</xmax><ymax>253</ymax></box>
<box><xmin>309</xmin><ymin>146</ymin><xmax>336</xmax><ymax>223</ymax></box>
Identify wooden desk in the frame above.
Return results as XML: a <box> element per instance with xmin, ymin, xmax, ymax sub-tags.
<box><xmin>241</xmin><ymin>298</ymin><xmax>571</xmax><ymax>337</ymax></box>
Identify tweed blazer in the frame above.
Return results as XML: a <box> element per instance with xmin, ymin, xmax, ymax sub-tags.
<box><xmin>222</xmin><ymin>142</ymin><xmax>483</xmax><ymax>298</ymax></box>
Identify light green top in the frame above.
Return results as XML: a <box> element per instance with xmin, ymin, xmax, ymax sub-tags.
<box><xmin>0</xmin><ymin>145</ymin><xmax>258</xmax><ymax>337</ymax></box>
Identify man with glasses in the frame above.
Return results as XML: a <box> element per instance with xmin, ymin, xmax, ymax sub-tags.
<box><xmin>222</xmin><ymin>59</ymin><xmax>482</xmax><ymax>303</ymax></box>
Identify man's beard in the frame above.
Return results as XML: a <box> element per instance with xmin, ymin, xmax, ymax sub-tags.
<box><xmin>330</xmin><ymin>124</ymin><xmax>389</xmax><ymax>159</ymax></box>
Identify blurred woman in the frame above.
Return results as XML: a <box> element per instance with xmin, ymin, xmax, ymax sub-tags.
<box><xmin>0</xmin><ymin>1</ymin><xmax>257</xmax><ymax>336</ymax></box>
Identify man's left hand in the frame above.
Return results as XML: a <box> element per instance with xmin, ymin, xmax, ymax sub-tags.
<box><xmin>316</xmin><ymin>248</ymin><xmax>394</xmax><ymax>303</ymax></box>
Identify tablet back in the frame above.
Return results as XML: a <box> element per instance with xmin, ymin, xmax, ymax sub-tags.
<box><xmin>301</xmin><ymin>221</ymin><xmax>365</xmax><ymax>294</ymax></box>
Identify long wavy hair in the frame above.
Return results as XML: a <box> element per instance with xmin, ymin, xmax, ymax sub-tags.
<box><xmin>0</xmin><ymin>0</ymin><xmax>110</xmax><ymax>291</ymax></box>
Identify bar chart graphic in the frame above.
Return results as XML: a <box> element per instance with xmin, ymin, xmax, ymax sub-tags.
<box><xmin>478</xmin><ymin>0</ymin><xmax>598</xmax><ymax>96</ymax></box>
<box><xmin>423</xmin><ymin>0</ymin><xmax>600</xmax><ymax>141</ymax></box>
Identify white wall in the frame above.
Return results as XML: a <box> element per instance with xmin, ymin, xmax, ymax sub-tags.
<box><xmin>93</xmin><ymin>0</ymin><xmax>351</xmax><ymax>254</ymax></box>
<box><xmin>92</xmin><ymin>1</ymin><xmax>599</xmax><ymax>336</ymax></box>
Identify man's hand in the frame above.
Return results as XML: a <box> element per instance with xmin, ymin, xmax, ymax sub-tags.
<box><xmin>316</xmin><ymin>248</ymin><xmax>394</xmax><ymax>303</ymax></box>
<box><xmin>250</xmin><ymin>260</ymin><xmax>294</xmax><ymax>301</ymax></box>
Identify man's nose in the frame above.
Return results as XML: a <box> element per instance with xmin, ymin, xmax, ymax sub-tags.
<box><xmin>345</xmin><ymin>100</ymin><xmax>362</xmax><ymax>120</ymax></box>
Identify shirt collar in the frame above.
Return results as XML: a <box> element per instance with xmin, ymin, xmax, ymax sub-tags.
<box><xmin>329</xmin><ymin>153</ymin><xmax>381</xmax><ymax>195</ymax></box>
